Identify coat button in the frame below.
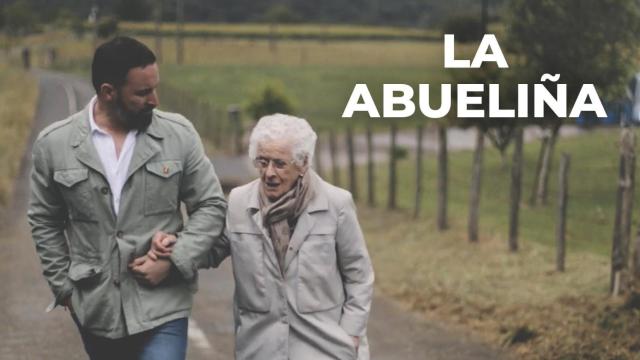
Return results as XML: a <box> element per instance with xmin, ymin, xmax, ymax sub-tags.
<box><xmin>113</xmin><ymin>279</ymin><xmax>120</xmax><ymax>287</ymax></box>
<box><xmin>101</xmin><ymin>187</ymin><xmax>109</xmax><ymax>195</ymax></box>
<box><xmin>116</xmin><ymin>231</ymin><xmax>124</xmax><ymax>238</ymax></box>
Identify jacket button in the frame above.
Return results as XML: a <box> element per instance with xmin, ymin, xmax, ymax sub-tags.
<box><xmin>100</xmin><ymin>187</ymin><xmax>109</xmax><ymax>195</ymax></box>
<box><xmin>116</xmin><ymin>231</ymin><xmax>124</xmax><ymax>238</ymax></box>
<box><xmin>113</xmin><ymin>279</ymin><xmax>120</xmax><ymax>287</ymax></box>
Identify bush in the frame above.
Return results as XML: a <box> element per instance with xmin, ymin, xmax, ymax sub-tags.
<box><xmin>442</xmin><ymin>14</ymin><xmax>482</xmax><ymax>43</ymax></box>
<box><xmin>96</xmin><ymin>17</ymin><xmax>119</xmax><ymax>39</ymax></box>
<box><xmin>246</xmin><ymin>82</ymin><xmax>296</xmax><ymax>121</ymax></box>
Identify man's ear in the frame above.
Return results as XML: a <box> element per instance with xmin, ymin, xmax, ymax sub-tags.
<box><xmin>99</xmin><ymin>83</ymin><xmax>116</xmax><ymax>101</ymax></box>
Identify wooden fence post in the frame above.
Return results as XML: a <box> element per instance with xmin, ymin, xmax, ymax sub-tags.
<box><xmin>509</xmin><ymin>127</ymin><xmax>524</xmax><ymax>252</ymax></box>
<box><xmin>228</xmin><ymin>105</ymin><xmax>242</xmax><ymax>155</ymax></box>
<box><xmin>329</xmin><ymin>130</ymin><xmax>340</xmax><ymax>186</ymax></box>
<box><xmin>314</xmin><ymin>133</ymin><xmax>324</xmax><ymax>179</ymax></box>
<box><xmin>468</xmin><ymin>127</ymin><xmax>485</xmax><ymax>242</ymax></box>
<box><xmin>414</xmin><ymin>125</ymin><xmax>424</xmax><ymax>219</ymax></box>
<box><xmin>556</xmin><ymin>153</ymin><xmax>570</xmax><ymax>272</ymax></box>
<box><xmin>388</xmin><ymin>122</ymin><xmax>397</xmax><ymax>210</ymax></box>
<box><xmin>437</xmin><ymin>126</ymin><xmax>448</xmax><ymax>230</ymax></box>
<box><xmin>347</xmin><ymin>126</ymin><xmax>357</xmax><ymax>200</ymax></box>
<box><xmin>367</xmin><ymin>123</ymin><xmax>375</xmax><ymax>207</ymax></box>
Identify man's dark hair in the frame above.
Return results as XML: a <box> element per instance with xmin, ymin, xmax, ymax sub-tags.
<box><xmin>91</xmin><ymin>36</ymin><xmax>156</xmax><ymax>94</ymax></box>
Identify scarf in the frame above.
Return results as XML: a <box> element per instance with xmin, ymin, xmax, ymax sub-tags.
<box><xmin>259</xmin><ymin>170</ymin><xmax>315</xmax><ymax>274</ymax></box>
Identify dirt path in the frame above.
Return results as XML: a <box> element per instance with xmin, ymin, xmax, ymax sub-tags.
<box><xmin>1</xmin><ymin>70</ymin><xmax>509</xmax><ymax>359</ymax></box>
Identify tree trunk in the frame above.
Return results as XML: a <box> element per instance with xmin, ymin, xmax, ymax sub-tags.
<box><xmin>437</xmin><ymin>126</ymin><xmax>448</xmax><ymax>230</ymax></box>
<box><xmin>509</xmin><ymin>128</ymin><xmax>524</xmax><ymax>252</ymax></box>
<box><xmin>468</xmin><ymin>127</ymin><xmax>485</xmax><ymax>242</ymax></box>
<box><xmin>612</xmin><ymin>128</ymin><xmax>636</xmax><ymax>295</ymax></box>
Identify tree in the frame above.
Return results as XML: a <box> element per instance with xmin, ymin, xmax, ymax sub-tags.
<box><xmin>246</xmin><ymin>82</ymin><xmax>296</xmax><ymax>121</ymax></box>
<box><xmin>4</xmin><ymin>0</ymin><xmax>36</xmax><ymax>36</ymax></box>
<box><xmin>506</xmin><ymin>0</ymin><xmax>640</xmax><ymax>205</ymax></box>
<box><xmin>115</xmin><ymin>0</ymin><xmax>150</xmax><ymax>22</ymax></box>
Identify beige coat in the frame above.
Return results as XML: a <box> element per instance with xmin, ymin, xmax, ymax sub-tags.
<box><xmin>209</xmin><ymin>173</ymin><xmax>374</xmax><ymax>360</ymax></box>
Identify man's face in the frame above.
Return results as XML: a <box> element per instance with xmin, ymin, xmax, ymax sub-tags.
<box><xmin>112</xmin><ymin>63</ymin><xmax>160</xmax><ymax>131</ymax></box>
<box><xmin>255</xmin><ymin>139</ymin><xmax>306</xmax><ymax>201</ymax></box>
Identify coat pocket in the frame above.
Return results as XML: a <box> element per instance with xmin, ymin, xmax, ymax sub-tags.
<box><xmin>229</xmin><ymin>230</ymin><xmax>271</xmax><ymax>313</ymax></box>
<box><xmin>68</xmin><ymin>261</ymin><xmax>110</xmax><ymax>328</ymax></box>
<box><xmin>144</xmin><ymin>160</ymin><xmax>182</xmax><ymax>216</ymax></box>
<box><xmin>53</xmin><ymin>168</ymin><xmax>96</xmax><ymax>222</ymax></box>
<box><xmin>296</xmin><ymin>234</ymin><xmax>344</xmax><ymax>313</ymax></box>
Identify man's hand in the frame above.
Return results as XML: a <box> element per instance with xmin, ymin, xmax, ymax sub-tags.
<box><xmin>351</xmin><ymin>336</ymin><xmax>360</xmax><ymax>351</ymax></box>
<box><xmin>147</xmin><ymin>231</ymin><xmax>177</xmax><ymax>261</ymax></box>
<box><xmin>128</xmin><ymin>254</ymin><xmax>172</xmax><ymax>287</ymax></box>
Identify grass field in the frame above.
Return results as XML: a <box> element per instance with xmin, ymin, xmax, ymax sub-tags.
<box><xmin>0</xmin><ymin>63</ymin><xmax>38</xmax><ymax>207</ymax></box>
<box><xmin>120</xmin><ymin>21</ymin><xmax>441</xmax><ymax>41</ymax></box>
<box><xmin>355</xmin><ymin>128</ymin><xmax>640</xmax><ymax>358</ymax></box>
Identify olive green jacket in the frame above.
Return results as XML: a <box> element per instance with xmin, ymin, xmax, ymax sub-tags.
<box><xmin>28</xmin><ymin>105</ymin><xmax>226</xmax><ymax>338</ymax></box>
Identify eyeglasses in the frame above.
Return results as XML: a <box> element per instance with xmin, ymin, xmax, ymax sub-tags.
<box><xmin>253</xmin><ymin>157</ymin><xmax>294</xmax><ymax>170</ymax></box>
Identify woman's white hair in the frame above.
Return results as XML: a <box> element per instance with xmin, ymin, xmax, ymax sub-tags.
<box><xmin>248</xmin><ymin>113</ymin><xmax>317</xmax><ymax>167</ymax></box>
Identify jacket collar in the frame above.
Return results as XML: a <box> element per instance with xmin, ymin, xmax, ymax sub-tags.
<box><xmin>70</xmin><ymin>103</ymin><xmax>165</xmax><ymax>180</ymax></box>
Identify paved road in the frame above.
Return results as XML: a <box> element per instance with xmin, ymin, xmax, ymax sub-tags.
<box><xmin>0</xmin><ymin>70</ymin><xmax>508</xmax><ymax>360</ymax></box>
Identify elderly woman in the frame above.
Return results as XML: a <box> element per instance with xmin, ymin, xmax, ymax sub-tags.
<box><xmin>153</xmin><ymin>113</ymin><xmax>374</xmax><ymax>360</ymax></box>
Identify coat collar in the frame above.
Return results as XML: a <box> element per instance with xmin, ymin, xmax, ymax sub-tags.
<box><xmin>69</xmin><ymin>103</ymin><xmax>165</xmax><ymax>180</ymax></box>
<box><xmin>245</xmin><ymin>172</ymin><xmax>330</xmax><ymax>273</ymax></box>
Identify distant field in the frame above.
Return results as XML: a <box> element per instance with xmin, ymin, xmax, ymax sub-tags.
<box><xmin>41</xmin><ymin>30</ymin><xmax>478</xmax><ymax>130</ymax></box>
<box><xmin>121</xmin><ymin>21</ymin><xmax>441</xmax><ymax>41</ymax></box>
<box><xmin>145</xmin><ymin>36</ymin><xmax>476</xmax><ymax>130</ymax></box>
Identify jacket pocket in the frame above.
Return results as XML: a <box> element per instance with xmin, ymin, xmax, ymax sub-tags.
<box><xmin>297</xmin><ymin>232</ymin><xmax>344</xmax><ymax>313</ymax></box>
<box><xmin>229</xmin><ymin>229</ymin><xmax>271</xmax><ymax>313</ymax></box>
<box><xmin>144</xmin><ymin>160</ymin><xmax>182</xmax><ymax>216</ymax></box>
<box><xmin>68</xmin><ymin>261</ymin><xmax>109</xmax><ymax>328</ymax></box>
<box><xmin>53</xmin><ymin>168</ymin><xmax>96</xmax><ymax>222</ymax></box>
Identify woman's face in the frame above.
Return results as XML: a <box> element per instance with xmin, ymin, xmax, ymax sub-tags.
<box><xmin>255</xmin><ymin>140</ymin><xmax>305</xmax><ymax>201</ymax></box>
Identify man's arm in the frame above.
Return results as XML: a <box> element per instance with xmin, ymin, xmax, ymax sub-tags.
<box><xmin>335</xmin><ymin>194</ymin><xmax>375</xmax><ymax>338</ymax></box>
<box><xmin>27</xmin><ymin>139</ymin><xmax>73</xmax><ymax>310</ymax></box>
<box><xmin>169</xmin><ymin>125</ymin><xmax>227</xmax><ymax>281</ymax></box>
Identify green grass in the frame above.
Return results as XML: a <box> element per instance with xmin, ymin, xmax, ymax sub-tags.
<box><xmin>120</xmin><ymin>21</ymin><xmax>441</xmax><ymax>41</ymax></box>
<box><xmin>350</xmin><ymin>128</ymin><xmax>638</xmax><ymax>358</ymax></box>
<box><xmin>0</xmin><ymin>63</ymin><xmax>38</xmax><ymax>206</ymax></box>
<box><xmin>352</xmin><ymin>128</ymin><xmax>626</xmax><ymax>257</ymax></box>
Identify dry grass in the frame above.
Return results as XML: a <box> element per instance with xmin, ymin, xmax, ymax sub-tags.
<box><xmin>0</xmin><ymin>63</ymin><xmax>38</xmax><ymax>206</ymax></box>
<box><xmin>360</xmin><ymin>205</ymin><xmax>640</xmax><ymax>359</ymax></box>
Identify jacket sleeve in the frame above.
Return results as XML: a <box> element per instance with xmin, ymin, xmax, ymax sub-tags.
<box><xmin>170</xmin><ymin>125</ymin><xmax>227</xmax><ymax>281</ymax></box>
<box><xmin>336</xmin><ymin>194</ymin><xmax>375</xmax><ymax>337</ymax></box>
<box><xmin>27</xmin><ymin>138</ymin><xmax>73</xmax><ymax>311</ymax></box>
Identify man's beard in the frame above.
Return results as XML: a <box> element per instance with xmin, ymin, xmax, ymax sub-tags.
<box><xmin>112</xmin><ymin>95</ymin><xmax>154</xmax><ymax>132</ymax></box>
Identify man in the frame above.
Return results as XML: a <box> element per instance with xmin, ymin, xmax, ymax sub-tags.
<box><xmin>28</xmin><ymin>36</ymin><xmax>226</xmax><ymax>359</ymax></box>
<box><xmin>153</xmin><ymin>114</ymin><xmax>375</xmax><ymax>359</ymax></box>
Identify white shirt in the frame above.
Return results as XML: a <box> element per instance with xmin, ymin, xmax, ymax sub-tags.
<box><xmin>88</xmin><ymin>96</ymin><xmax>138</xmax><ymax>216</ymax></box>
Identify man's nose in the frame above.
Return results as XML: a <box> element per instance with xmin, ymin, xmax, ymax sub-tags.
<box><xmin>147</xmin><ymin>90</ymin><xmax>159</xmax><ymax>108</ymax></box>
